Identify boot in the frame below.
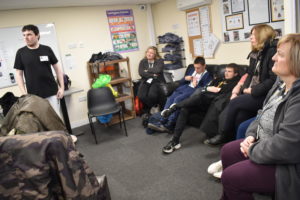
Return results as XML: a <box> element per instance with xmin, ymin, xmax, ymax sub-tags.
<box><xmin>206</xmin><ymin>133</ymin><xmax>227</xmax><ymax>145</ymax></box>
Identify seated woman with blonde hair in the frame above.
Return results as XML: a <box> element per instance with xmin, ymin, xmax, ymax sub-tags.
<box><xmin>219</xmin><ymin>33</ymin><xmax>300</xmax><ymax>200</ymax></box>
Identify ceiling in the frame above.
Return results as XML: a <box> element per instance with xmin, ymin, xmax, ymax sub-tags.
<box><xmin>0</xmin><ymin>0</ymin><xmax>163</xmax><ymax>11</ymax></box>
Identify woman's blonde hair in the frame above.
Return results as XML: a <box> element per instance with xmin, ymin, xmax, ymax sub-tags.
<box><xmin>145</xmin><ymin>46</ymin><xmax>161</xmax><ymax>60</ymax></box>
<box><xmin>251</xmin><ymin>24</ymin><xmax>276</xmax><ymax>51</ymax></box>
<box><xmin>278</xmin><ymin>34</ymin><xmax>300</xmax><ymax>78</ymax></box>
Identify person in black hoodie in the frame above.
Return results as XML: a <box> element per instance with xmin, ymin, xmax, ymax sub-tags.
<box><xmin>159</xmin><ymin>63</ymin><xmax>240</xmax><ymax>154</ymax></box>
<box><xmin>207</xmin><ymin>24</ymin><xmax>277</xmax><ymax>145</ymax></box>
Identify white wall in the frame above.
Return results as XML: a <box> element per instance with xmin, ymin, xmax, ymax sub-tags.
<box><xmin>0</xmin><ymin>5</ymin><xmax>151</xmax><ymax>127</ymax></box>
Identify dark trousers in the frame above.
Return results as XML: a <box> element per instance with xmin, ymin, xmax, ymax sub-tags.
<box><xmin>221</xmin><ymin>94</ymin><xmax>265</xmax><ymax>138</ymax></box>
<box><xmin>221</xmin><ymin>139</ymin><xmax>275</xmax><ymax>200</ymax></box>
<box><xmin>172</xmin><ymin>93</ymin><xmax>212</xmax><ymax>142</ymax></box>
<box><xmin>137</xmin><ymin>80</ymin><xmax>161</xmax><ymax>112</ymax></box>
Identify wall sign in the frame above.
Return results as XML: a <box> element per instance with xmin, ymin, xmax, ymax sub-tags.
<box><xmin>106</xmin><ymin>9</ymin><xmax>139</xmax><ymax>52</ymax></box>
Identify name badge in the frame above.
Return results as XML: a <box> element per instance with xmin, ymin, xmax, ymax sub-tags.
<box><xmin>40</xmin><ymin>56</ymin><xmax>49</xmax><ymax>62</ymax></box>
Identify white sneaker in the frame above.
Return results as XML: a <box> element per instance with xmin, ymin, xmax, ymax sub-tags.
<box><xmin>207</xmin><ymin>160</ymin><xmax>222</xmax><ymax>174</ymax></box>
<box><xmin>213</xmin><ymin>171</ymin><xmax>222</xmax><ymax>179</ymax></box>
<box><xmin>70</xmin><ymin>135</ymin><xmax>78</xmax><ymax>143</ymax></box>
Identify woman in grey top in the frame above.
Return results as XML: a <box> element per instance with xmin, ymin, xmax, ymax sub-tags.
<box><xmin>219</xmin><ymin>33</ymin><xmax>300</xmax><ymax>200</ymax></box>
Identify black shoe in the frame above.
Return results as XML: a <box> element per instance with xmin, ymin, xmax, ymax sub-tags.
<box><xmin>148</xmin><ymin>123</ymin><xmax>170</xmax><ymax>133</ymax></box>
<box><xmin>161</xmin><ymin>103</ymin><xmax>177</xmax><ymax>118</ymax></box>
<box><xmin>162</xmin><ymin>140</ymin><xmax>181</xmax><ymax>154</ymax></box>
<box><xmin>206</xmin><ymin>134</ymin><xmax>226</xmax><ymax>145</ymax></box>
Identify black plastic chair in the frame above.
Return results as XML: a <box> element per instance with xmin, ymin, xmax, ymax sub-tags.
<box><xmin>87</xmin><ymin>87</ymin><xmax>128</xmax><ymax>144</ymax></box>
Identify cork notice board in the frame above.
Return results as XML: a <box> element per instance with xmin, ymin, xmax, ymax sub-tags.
<box><xmin>186</xmin><ymin>6</ymin><xmax>214</xmax><ymax>58</ymax></box>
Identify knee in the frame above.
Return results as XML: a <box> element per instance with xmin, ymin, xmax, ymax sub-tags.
<box><xmin>148</xmin><ymin>91</ymin><xmax>157</xmax><ymax>99</ymax></box>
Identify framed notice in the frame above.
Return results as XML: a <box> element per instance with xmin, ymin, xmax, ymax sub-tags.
<box><xmin>225</xmin><ymin>13</ymin><xmax>244</xmax><ymax>31</ymax></box>
<box><xmin>231</xmin><ymin>0</ymin><xmax>245</xmax><ymax>13</ymax></box>
<box><xmin>270</xmin><ymin>0</ymin><xmax>284</xmax><ymax>22</ymax></box>
<box><xmin>247</xmin><ymin>0</ymin><xmax>270</xmax><ymax>25</ymax></box>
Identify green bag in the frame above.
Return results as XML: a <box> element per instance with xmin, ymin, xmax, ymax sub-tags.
<box><xmin>92</xmin><ymin>74</ymin><xmax>111</xmax><ymax>88</ymax></box>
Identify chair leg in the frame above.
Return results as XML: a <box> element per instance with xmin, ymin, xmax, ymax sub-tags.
<box><xmin>118</xmin><ymin>112</ymin><xmax>122</xmax><ymax>129</ymax></box>
<box><xmin>121</xmin><ymin>109</ymin><xmax>128</xmax><ymax>137</ymax></box>
<box><xmin>88</xmin><ymin>114</ymin><xmax>98</xmax><ymax>144</ymax></box>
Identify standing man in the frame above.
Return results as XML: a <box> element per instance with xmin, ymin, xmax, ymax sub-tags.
<box><xmin>14</xmin><ymin>24</ymin><xmax>64</xmax><ymax>116</ymax></box>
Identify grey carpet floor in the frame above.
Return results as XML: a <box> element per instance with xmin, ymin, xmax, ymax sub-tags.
<box><xmin>74</xmin><ymin>117</ymin><xmax>270</xmax><ymax>200</ymax></box>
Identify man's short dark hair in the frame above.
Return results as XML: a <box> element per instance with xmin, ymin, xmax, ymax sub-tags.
<box><xmin>22</xmin><ymin>24</ymin><xmax>39</xmax><ymax>35</ymax></box>
<box><xmin>226</xmin><ymin>63</ymin><xmax>239</xmax><ymax>74</ymax></box>
<box><xmin>194</xmin><ymin>56</ymin><xmax>206</xmax><ymax>65</ymax></box>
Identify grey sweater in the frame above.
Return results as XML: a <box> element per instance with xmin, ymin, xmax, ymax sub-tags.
<box><xmin>246</xmin><ymin>78</ymin><xmax>300</xmax><ymax>200</ymax></box>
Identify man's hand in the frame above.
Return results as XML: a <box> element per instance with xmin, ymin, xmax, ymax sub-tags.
<box><xmin>206</xmin><ymin>86</ymin><xmax>221</xmax><ymax>93</ymax></box>
<box><xmin>243</xmin><ymin>88</ymin><xmax>252</xmax><ymax>94</ymax></box>
<box><xmin>57</xmin><ymin>87</ymin><xmax>64</xmax><ymax>99</ymax></box>
<box><xmin>230</xmin><ymin>93</ymin><xmax>238</xmax><ymax>100</ymax></box>
<box><xmin>185</xmin><ymin>75</ymin><xmax>193</xmax><ymax>81</ymax></box>
<box><xmin>240</xmin><ymin>136</ymin><xmax>255</xmax><ymax>157</ymax></box>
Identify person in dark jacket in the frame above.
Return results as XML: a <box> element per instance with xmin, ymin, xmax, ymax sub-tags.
<box><xmin>207</xmin><ymin>24</ymin><xmax>277</xmax><ymax>145</ymax></box>
<box><xmin>220</xmin><ymin>33</ymin><xmax>300</xmax><ymax>200</ymax></box>
<box><xmin>137</xmin><ymin>46</ymin><xmax>165</xmax><ymax>113</ymax></box>
<box><xmin>160</xmin><ymin>64</ymin><xmax>240</xmax><ymax>154</ymax></box>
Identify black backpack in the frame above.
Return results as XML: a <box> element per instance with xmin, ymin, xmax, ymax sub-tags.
<box><xmin>63</xmin><ymin>74</ymin><xmax>71</xmax><ymax>90</ymax></box>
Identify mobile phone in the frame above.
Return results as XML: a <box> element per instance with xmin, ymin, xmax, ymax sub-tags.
<box><xmin>9</xmin><ymin>73</ymin><xmax>15</xmax><ymax>83</ymax></box>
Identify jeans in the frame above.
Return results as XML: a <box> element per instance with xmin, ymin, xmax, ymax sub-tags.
<box><xmin>163</xmin><ymin>84</ymin><xmax>195</xmax><ymax>125</ymax></box>
<box><xmin>235</xmin><ymin>117</ymin><xmax>256</xmax><ymax>139</ymax></box>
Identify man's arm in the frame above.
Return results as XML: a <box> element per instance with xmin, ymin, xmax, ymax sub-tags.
<box><xmin>15</xmin><ymin>69</ymin><xmax>27</xmax><ymax>95</ymax></box>
<box><xmin>52</xmin><ymin>63</ymin><xmax>64</xmax><ymax>99</ymax></box>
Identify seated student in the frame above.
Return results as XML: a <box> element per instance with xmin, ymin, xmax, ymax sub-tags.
<box><xmin>219</xmin><ymin>33</ymin><xmax>300</xmax><ymax>200</ymax></box>
<box><xmin>200</xmin><ymin>73</ymin><xmax>248</xmax><ymax>141</ymax></box>
<box><xmin>161</xmin><ymin>63</ymin><xmax>240</xmax><ymax>154</ymax></box>
<box><xmin>148</xmin><ymin>56</ymin><xmax>212</xmax><ymax>132</ymax></box>
<box><xmin>137</xmin><ymin>46</ymin><xmax>165</xmax><ymax>114</ymax></box>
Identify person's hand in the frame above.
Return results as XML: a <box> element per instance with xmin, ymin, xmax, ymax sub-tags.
<box><xmin>230</xmin><ymin>93</ymin><xmax>238</xmax><ymax>100</ymax></box>
<box><xmin>240</xmin><ymin>136</ymin><xmax>255</xmax><ymax>157</ymax></box>
<box><xmin>192</xmin><ymin>77</ymin><xmax>197</xmax><ymax>87</ymax></box>
<box><xmin>243</xmin><ymin>88</ymin><xmax>252</xmax><ymax>94</ymax></box>
<box><xmin>57</xmin><ymin>87</ymin><xmax>64</xmax><ymax>99</ymax></box>
<box><xmin>206</xmin><ymin>86</ymin><xmax>220</xmax><ymax>93</ymax></box>
<box><xmin>231</xmin><ymin>84</ymin><xmax>241</xmax><ymax>95</ymax></box>
<box><xmin>185</xmin><ymin>75</ymin><xmax>193</xmax><ymax>81</ymax></box>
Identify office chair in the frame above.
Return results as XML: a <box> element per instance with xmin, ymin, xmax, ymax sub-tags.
<box><xmin>87</xmin><ymin>87</ymin><xmax>128</xmax><ymax>144</ymax></box>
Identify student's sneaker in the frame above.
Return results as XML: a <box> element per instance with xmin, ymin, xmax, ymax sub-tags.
<box><xmin>70</xmin><ymin>135</ymin><xmax>78</xmax><ymax>143</ymax></box>
<box><xmin>161</xmin><ymin>103</ymin><xmax>177</xmax><ymax>118</ymax></box>
<box><xmin>148</xmin><ymin>123</ymin><xmax>170</xmax><ymax>133</ymax></box>
<box><xmin>207</xmin><ymin>160</ymin><xmax>222</xmax><ymax>175</ymax></box>
<box><xmin>162</xmin><ymin>140</ymin><xmax>181</xmax><ymax>154</ymax></box>
<box><xmin>213</xmin><ymin>171</ymin><xmax>222</xmax><ymax>179</ymax></box>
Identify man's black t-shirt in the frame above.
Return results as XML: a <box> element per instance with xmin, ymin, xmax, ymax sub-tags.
<box><xmin>14</xmin><ymin>44</ymin><xmax>58</xmax><ymax>98</ymax></box>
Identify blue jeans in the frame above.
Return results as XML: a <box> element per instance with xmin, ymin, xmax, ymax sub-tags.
<box><xmin>235</xmin><ymin>117</ymin><xmax>256</xmax><ymax>139</ymax></box>
<box><xmin>162</xmin><ymin>84</ymin><xmax>194</xmax><ymax>125</ymax></box>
